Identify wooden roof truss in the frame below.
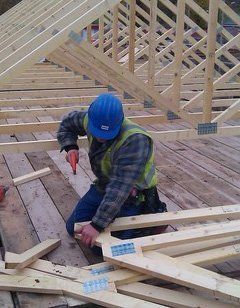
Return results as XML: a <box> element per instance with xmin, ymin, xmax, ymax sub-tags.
<box><xmin>0</xmin><ymin>0</ymin><xmax>239</xmax><ymax>152</ymax></box>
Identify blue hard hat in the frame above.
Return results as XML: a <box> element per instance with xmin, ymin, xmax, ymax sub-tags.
<box><xmin>88</xmin><ymin>93</ymin><xmax>124</xmax><ymax>140</ymax></box>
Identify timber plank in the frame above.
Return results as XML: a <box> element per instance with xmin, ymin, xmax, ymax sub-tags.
<box><xmin>155</xmin><ymin>143</ymin><xmax>240</xmax><ymax>205</ymax></box>
<box><xmin>5</xmin><ymin>239</ymin><xmax>60</xmax><ymax>270</ymax></box>
<box><xmin>13</xmin><ymin>167</ymin><xmax>51</xmax><ymax>186</ymax></box>
<box><xmin>162</xmin><ymin>140</ymin><xmax>240</xmax><ymax>189</ymax></box>
<box><xmin>0</xmin><ymin>88</ymin><xmax>108</xmax><ymax>99</ymax></box>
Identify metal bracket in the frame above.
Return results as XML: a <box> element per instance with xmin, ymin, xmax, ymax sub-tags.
<box><xmin>111</xmin><ymin>242</ymin><xmax>136</xmax><ymax>257</ymax></box>
<box><xmin>91</xmin><ymin>265</ymin><xmax>115</xmax><ymax>276</ymax></box>
<box><xmin>197</xmin><ymin>123</ymin><xmax>217</xmax><ymax>135</ymax></box>
<box><xmin>167</xmin><ymin>110</ymin><xmax>181</xmax><ymax>120</ymax></box>
<box><xmin>83</xmin><ymin>277</ymin><xmax>109</xmax><ymax>293</ymax></box>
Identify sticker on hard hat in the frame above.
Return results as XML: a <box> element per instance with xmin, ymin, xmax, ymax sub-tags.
<box><xmin>101</xmin><ymin>125</ymin><xmax>109</xmax><ymax>130</ymax></box>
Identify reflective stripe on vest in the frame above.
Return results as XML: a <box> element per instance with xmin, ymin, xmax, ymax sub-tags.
<box><xmin>83</xmin><ymin>115</ymin><xmax>157</xmax><ymax>189</ymax></box>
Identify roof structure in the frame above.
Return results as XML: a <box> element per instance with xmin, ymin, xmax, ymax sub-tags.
<box><xmin>0</xmin><ymin>0</ymin><xmax>239</xmax><ymax>154</ymax></box>
<box><xmin>0</xmin><ymin>1</ymin><xmax>239</xmax><ymax>307</ymax></box>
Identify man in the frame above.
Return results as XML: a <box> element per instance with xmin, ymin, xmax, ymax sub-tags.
<box><xmin>57</xmin><ymin>93</ymin><xmax>167</xmax><ymax>248</ymax></box>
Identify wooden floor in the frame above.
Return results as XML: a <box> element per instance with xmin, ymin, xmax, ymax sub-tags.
<box><xmin>0</xmin><ymin>110</ymin><xmax>240</xmax><ymax>306</ymax></box>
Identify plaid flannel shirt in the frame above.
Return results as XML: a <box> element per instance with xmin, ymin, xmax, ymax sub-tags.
<box><xmin>57</xmin><ymin>111</ymin><xmax>151</xmax><ymax>229</ymax></box>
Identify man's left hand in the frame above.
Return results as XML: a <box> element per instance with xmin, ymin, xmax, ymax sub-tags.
<box><xmin>75</xmin><ymin>224</ymin><xmax>99</xmax><ymax>247</ymax></box>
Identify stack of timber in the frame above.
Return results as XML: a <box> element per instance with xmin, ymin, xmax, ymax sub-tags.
<box><xmin>0</xmin><ymin>205</ymin><xmax>240</xmax><ymax>307</ymax></box>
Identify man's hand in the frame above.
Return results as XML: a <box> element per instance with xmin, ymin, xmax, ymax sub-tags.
<box><xmin>75</xmin><ymin>224</ymin><xmax>99</xmax><ymax>247</ymax></box>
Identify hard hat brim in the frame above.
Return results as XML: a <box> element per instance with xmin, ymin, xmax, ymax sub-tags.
<box><xmin>88</xmin><ymin>118</ymin><xmax>122</xmax><ymax>140</ymax></box>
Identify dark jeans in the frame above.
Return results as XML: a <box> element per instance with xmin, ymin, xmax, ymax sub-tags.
<box><xmin>66</xmin><ymin>184</ymin><xmax>143</xmax><ymax>240</ymax></box>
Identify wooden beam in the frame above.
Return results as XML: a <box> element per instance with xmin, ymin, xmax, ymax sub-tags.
<box><xmin>147</xmin><ymin>0</ymin><xmax>157</xmax><ymax>87</ymax></box>
<box><xmin>75</xmin><ymin>204</ymin><xmax>240</xmax><ymax>231</ymax></box>
<box><xmin>112</xmin><ymin>5</ymin><xmax>119</xmax><ymax>62</ymax></box>
<box><xmin>0</xmin><ymin>95</ymin><xmax>104</xmax><ymax>108</ymax></box>
<box><xmin>128</xmin><ymin>0</ymin><xmax>136</xmax><ymax>73</ymax></box>
<box><xmin>86</xmin><ymin>24</ymin><xmax>92</xmax><ymax>43</ymax></box>
<box><xmin>140</xmin><ymin>0</ymin><xmax>208</xmax><ymax>71</ymax></box>
<box><xmin>219</xmin><ymin>0</ymin><xmax>240</xmax><ymax>26</ymax></box>
<box><xmin>0</xmin><ymin>275</ymin><xmax>62</xmax><ymax>294</ymax></box>
<box><xmin>154</xmin><ymin>35</ymin><xmax>207</xmax><ymax>79</ymax></box>
<box><xmin>0</xmin><ymin>0</ymin><xmax>122</xmax><ymax>85</ymax></box>
<box><xmin>98</xmin><ymin>15</ymin><xmax>104</xmax><ymax>52</ymax></box>
<box><xmin>5</xmin><ymin>239</ymin><xmax>60</xmax><ymax>269</ymax></box>
<box><xmin>0</xmin><ymin>0</ymin><xmax>70</xmax><ymax>52</ymax></box>
<box><xmin>212</xmin><ymin>99</ymin><xmax>240</xmax><ymax>124</ymax></box>
<box><xmin>149</xmin><ymin>125</ymin><xmax>240</xmax><ymax>142</ymax></box>
<box><xmin>185</xmin><ymin>0</ymin><xmax>240</xmax><ymax>74</ymax></box>
<box><xmin>0</xmin><ymin>125</ymin><xmax>239</xmax><ymax>154</ymax></box>
<box><xmin>128</xmin><ymin>28</ymin><xmax>174</xmax><ymax>67</ymax></box>
<box><xmin>4</xmin><ymin>237</ymin><xmax>240</xmax><ymax>307</ymax></box>
<box><xmin>48</xmin><ymin>46</ymin><xmax>126</xmax><ymax>95</ymax></box>
<box><xmin>182</xmin><ymin>60</ymin><xmax>240</xmax><ymax>109</ymax></box>
<box><xmin>127</xmin><ymin>220</ymin><xmax>240</xmax><ymax>251</ymax></box>
<box><xmin>103</xmin><ymin>246</ymin><xmax>240</xmax><ymax>300</ymax></box>
<box><xmin>0</xmin><ymin>137</ymin><xmax>88</xmax><ymax>154</ymax></box>
<box><xmin>118</xmin><ymin>282</ymin><xmax>232</xmax><ymax>308</ymax></box>
<box><xmin>13</xmin><ymin>167</ymin><xmax>51</xmax><ymax>186</ymax></box>
<box><xmin>0</xmin><ymin>1</ymin><xmax>49</xmax><ymax>39</ymax></box>
<box><xmin>1</xmin><ymin>257</ymin><xmax>89</xmax><ymax>280</ymax></box>
<box><xmin>0</xmin><ymin>274</ymin><xmax>160</xmax><ymax>307</ymax></box>
<box><xmin>75</xmin><ymin>40</ymin><xmax>199</xmax><ymax>125</ymax></box>
<box><xmin>172</xmin><ymin>0</ymin><xmax>185</xmax><ymax>106</ymax></box>
<box><xmin>0</xmin><ymin>103</ymin><xmax>142</xmax><ymax>119</ymax></box>
<box><xmin>158</xmin><ymin>235</ymin><xmax>240</xmax><ymax>258</ymax></box>
<box><xmin>202</xmin><ymin>0</ymin><xmax>220</xmax><ymax>123</ymax></box>
<box><xmin>1</xmin><ymin>111</ymin><xmax>238</xmax><ymax>135</ymax></box>
<box><xmin>63</xmin><ymin>280</ymin><xmax>160</xmax><ymax>307</ymax></box>
<box><xmin>162</xmin><ymin>0</ymin><xmax>240</xmax><ymax>80</ymax></box>
<box><xmin>178</xmin><ymin>243</ymin><xmax>240</xmax><ymax>267</ymax></box>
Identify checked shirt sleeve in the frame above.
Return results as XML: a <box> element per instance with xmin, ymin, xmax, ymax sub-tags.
<box><xmin>92</xmin><ymin>133</ymin><xmax>151</xmax><ymax>229</ymax></box>
<box><xmin>57</xmin><ymin>111</ymin><xmax>87</xmax><ymax>152</ymax></box>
